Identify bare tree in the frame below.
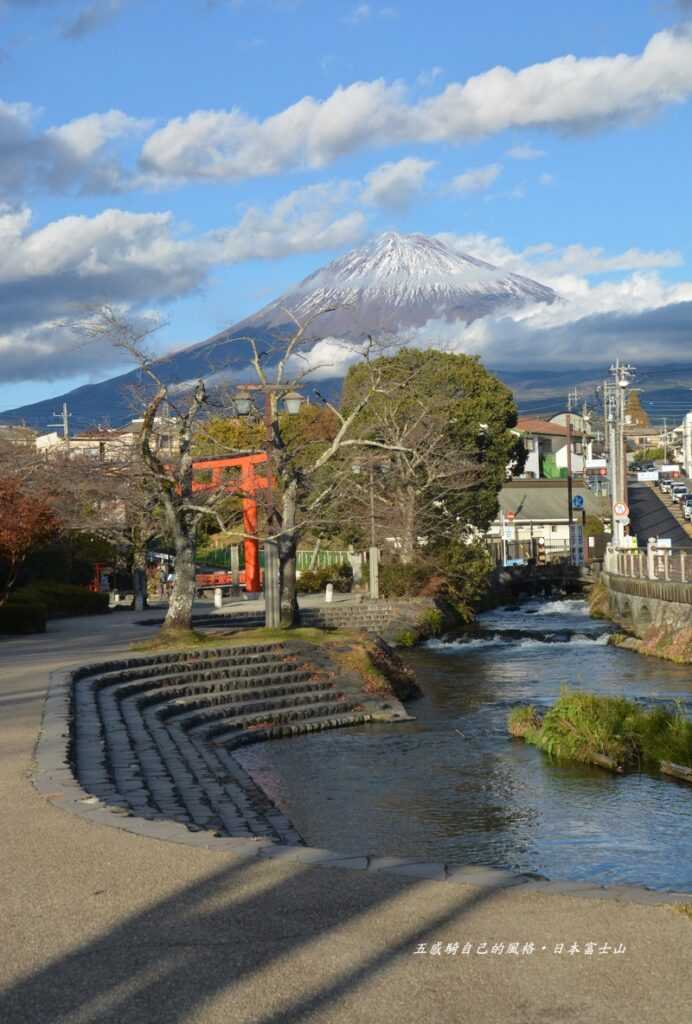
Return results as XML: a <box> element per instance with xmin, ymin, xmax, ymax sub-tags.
<box><xmin>78</xmin><ymin>307</ymin><xmax>406</xmax><ymax>635</ymax></box>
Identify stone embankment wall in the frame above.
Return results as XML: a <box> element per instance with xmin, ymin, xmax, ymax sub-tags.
<box><xmin>601</xmin><ymin>572</ymin><xmax>692</xmax><ymax>636</ymax></box>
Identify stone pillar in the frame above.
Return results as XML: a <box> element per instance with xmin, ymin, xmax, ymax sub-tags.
<box><xmin>369</xmin><ymin>546</ymin><xmax>379</xmax><ymax>600</ymax></box>
<box><xmin>230</xmin><ymin>544</ymin><xmax>240</xmax><ymax>595</ymax></box>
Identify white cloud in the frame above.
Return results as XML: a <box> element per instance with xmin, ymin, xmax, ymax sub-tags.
<box><xmin>416</xmin><ymin>66</ymin><xmax>444</xmax><ymax>87</ymax></box>
<box><xmin>538</xmin><ymin>172</ymin><xmax>554</xmax><ymax>186</ymax></box>
<box><xmin>416</xmin><ymin>232</ymin><xmax>692</xmax><ymax>368</ymax></box>
<box><xmin>0</xmin><ymin>185</ymin><xmax>367</xmax><ymax>382</ymax></box>
<box><xmin>0</xmin><ymin>101</ymin><xmax>148</xmax><ymax>195</ymax></box>
<box><xmin>138</xmin><ymin>26</ymin><xmax>692</xmax><ymax>185</ymax></box>
<box><xmin>438</xmin><ymin>232</ymin><xmax>683</xmax><ymax>280</ymax></box>
<box><xmin>451</xmin><ymin>163</ymin><xmax>502</xmax><ymax>194</ymax></box>
<box><xmin>506</xmin><ymin>143</ymin><xmax>545</xmax><ymax>159</ymax></box>
<box><xmin>361</xmin><ymin>156</ymin><xmax>435</xmax><ymax>208</ymax></box>
<box><xmin>343</xmin><ymin>3</ymin><xmax>371</xmax><ymax>23</ymax></box>
<box><xmin>62</xmin><ymin>0</ymin><xmax>124</xmax><ymax>40</ymax></box>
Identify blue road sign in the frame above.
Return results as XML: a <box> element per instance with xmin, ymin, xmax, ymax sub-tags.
<box><xmin>572</xmin><ymin>495</ymin><xmax>585</xmax><ymax>510</ymax></box>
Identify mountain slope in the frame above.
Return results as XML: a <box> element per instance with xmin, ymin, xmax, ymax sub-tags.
<box><xmin>1</xmin><ymin>231</ymin><xmax>558</xmax><ymax>430</ymax></box>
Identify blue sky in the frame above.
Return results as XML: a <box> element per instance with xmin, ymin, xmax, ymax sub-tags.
<box><xmin>1</xmin><ymin>0</ymin><xmax>692</xmax><ymax>413</ymax></box>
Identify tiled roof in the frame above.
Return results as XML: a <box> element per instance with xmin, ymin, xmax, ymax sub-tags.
<box><xmin>516</xmin><ymin>417</ymin><xmax>569</xmax><ymax>437</ymax></box>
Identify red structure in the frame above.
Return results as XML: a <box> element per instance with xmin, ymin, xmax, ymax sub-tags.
<box><xmin>191</xmin><ymin>453</ymin><xmax>268</xmax><ymax>592</ymax></box>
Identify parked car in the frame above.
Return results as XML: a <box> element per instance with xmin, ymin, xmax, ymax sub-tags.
<box><xmin>684</xmin><ymin>496</ymin><xmax>692</xmax><ymax>521</ymax></box>
<box><xmin>671</xmin><ymin>484</ymin><xmax>688</xmax><ymax>504</ymax></box>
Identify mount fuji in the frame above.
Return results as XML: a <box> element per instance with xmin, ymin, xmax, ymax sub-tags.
<box><xmin>2</xmin><ymin>232</ymin><xmax>557</xmax><ymax>430</ymax></box>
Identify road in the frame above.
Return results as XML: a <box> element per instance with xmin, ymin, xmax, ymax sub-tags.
<box><xmin>627</xmin><ymin>481</ymin><xmax>692</xmax><ymax>548</ymax></box>
<box><xmin>0</xmin><ymin>608</ymin><xmax>691</xmax><ymax>1023</ymax></box>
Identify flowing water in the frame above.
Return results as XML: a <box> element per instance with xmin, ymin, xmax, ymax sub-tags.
<box><xmin>236</xmin><ymin>598</ymin><xmax>692</xmax><ymax>890</ymax></box>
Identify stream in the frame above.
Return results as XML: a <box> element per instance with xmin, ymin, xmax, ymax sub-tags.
<box><xmin>236</xmin><ymin>598</ymin><xmax>692</xmax><ymax>890</ymax></box>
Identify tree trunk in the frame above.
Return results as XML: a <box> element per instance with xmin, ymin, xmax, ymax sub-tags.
<box><xmin>279</xmin><ymin>480</ymin><xmax>300</xmax><ymax>628</ymax></box>
<box><xmin>163</xmin><ymin>526</ymin><xmax>197</xmax><ymax>634</ymax></box>
<box><xmin>131</xmin><ymin>530</ymin><xmax>148</xmax><ymax>611</ymax></box>
<box><xmin>399</xmin><ymin>489</ymin><xmax>417</xmax><ymax>565</ymax></box>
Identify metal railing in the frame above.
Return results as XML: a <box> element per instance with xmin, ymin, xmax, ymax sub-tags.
<box><xmin>604</xmin><ymin>545</ymin><xmax>690</xmax><ymax>583</ymax></box>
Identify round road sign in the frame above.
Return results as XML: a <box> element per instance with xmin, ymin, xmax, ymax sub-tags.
<box><xmin>613</xmin><ymin>501</ymin><xmax>629</xmax><ymax>518</ymax></box>
<box><xmin>572</xmin><ymin>495</ymin><xmax>585</xmax><ymax>510</ymax></box>
<box><xmin>505</xmin><ymin>511</ymin><xmax>516</xmax><ymax>521</ymax></box>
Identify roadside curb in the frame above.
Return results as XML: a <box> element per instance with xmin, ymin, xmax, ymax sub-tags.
<box><xmin>33</xmin><ymin>663</ymin><xmax>692</xmax><ymax>907</ymax></box>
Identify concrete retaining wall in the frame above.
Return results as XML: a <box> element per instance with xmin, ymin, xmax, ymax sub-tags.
<box><xmin>602</xmin><ymin>572</ymin><xmax>692</xmax><ymax>636</ymax></box>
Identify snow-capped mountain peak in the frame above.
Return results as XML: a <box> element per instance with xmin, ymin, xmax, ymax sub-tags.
<box><xmin>243</xmin><ymin>231</ymin><xmax>556</xmax><ymax>337</ymax></box>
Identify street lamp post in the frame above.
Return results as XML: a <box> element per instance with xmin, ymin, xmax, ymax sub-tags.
<box><xmin>233</xmin><ymin>384</ymin><xmax>304</xmax><ymax>628</ymax></box>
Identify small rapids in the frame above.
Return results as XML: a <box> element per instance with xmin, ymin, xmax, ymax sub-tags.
<box><xmin>236</xmin><ymin>595</ymin><xmax>692</xmax><ymax>891</ymax></box>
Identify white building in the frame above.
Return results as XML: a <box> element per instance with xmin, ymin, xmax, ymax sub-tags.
<box><xmin>515</xmin><ymin>417</ymin><xmax>590</xmax><ymax>480</ymax></box>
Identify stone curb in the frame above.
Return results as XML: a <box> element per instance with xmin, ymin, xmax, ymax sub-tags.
<box><xmin>33</xmin><ymin>663</ymin><xmax>692</xmax><ymax>907</ymax></box>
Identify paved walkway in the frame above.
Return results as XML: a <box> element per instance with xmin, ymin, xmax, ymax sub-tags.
<box><xmin>1</xmin><ymin>609</ymin><xmax>691</xmax><ymax>1024</ymax></box>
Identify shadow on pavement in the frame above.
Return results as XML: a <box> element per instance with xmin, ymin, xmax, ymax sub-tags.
<box><xmin>0</xmin><ymin>850</ymin><xmax>503</xmax><ymax>1024</ymax></box>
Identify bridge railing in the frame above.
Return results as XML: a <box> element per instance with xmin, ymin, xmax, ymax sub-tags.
<box><xmin>604</xmin><ymin>545</ymin><xmax>690</xmax><ymax>583</ymax></box>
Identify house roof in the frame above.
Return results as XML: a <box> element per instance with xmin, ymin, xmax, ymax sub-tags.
<box><xmin>497</xmin><ymin>481</ymin><xmax>609</xmax><ymax>521</ymax></box>
<box><xmin>516</xmin><ymin>417</ymin><xmax>569</xmax><ymax>437</ymax></box>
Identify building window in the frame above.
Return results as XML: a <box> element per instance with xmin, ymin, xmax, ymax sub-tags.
<box><xmin>524</xmin><ymin>437</ymin><xmax>536</xmax><ymax>452</ymax></box>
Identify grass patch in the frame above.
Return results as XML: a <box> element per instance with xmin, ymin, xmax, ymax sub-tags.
<box><xmin>130</xmin><ymin>625</ymin><xmax>351</xmax><ymax>652</ymax></box>
<box><xmin>587</xmin><ymin>579</ymin><xmax>610</xmax><ymax>620</ymax></box>
<box><xmin>673</xmin><ymin>904</ymin><xmax>692</xmax><ymax>920</ymax></box>
<box><xmin>508</xmin><ymin>687</ymin><xmax>692</xmax><ymax>773</ymax></box>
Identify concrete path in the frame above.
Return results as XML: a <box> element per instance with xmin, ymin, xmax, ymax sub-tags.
<box><xmin>1</xmin><ymin>609</ymin><xmax>691</xmax><ymax>1024</ymax></box>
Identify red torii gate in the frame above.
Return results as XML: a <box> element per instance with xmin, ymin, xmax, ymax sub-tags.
<box><xmin>191</xmin><ymin>452</ymin><xmax>268</xmax><ymax>592</ymax></box>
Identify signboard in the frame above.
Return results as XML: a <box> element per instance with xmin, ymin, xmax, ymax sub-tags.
<box><xmin>503</xmin><ymin>526</ymin><xmax>515</xmax><ymax>541</ymax></box>
<box><xmin>569</xmin><ymin>523</ymin><xmax>584</xmax><ymax>566</ymax></box>
<box><xmin>586</xmin><ymin>459</ymin><xmax>607</xmax><ymax>469</ymax></box>
<box><xmin>651</xmin><ymin>537</ymin><xmax>672</xmax><ymax>549</ymax></box>
<box><xmin>637</xmin><ymin>471</ymin><xmax>659</xmax><ymax>481</ymax></box>
<box><xmin>572</xmin><ymin>495</ymin><xmax>585</xmax><ymax>510</ymax></box>
<box><xmin>613</xmin><ymin>501</ymin><xmax>629</xmax><ymax>518</ymax></box>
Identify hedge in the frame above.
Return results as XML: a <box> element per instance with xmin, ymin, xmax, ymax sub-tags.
<box><xmin>12</xmin><ymin>583</ymin><xmax>109</xmax><ymax>618</ymax></box>
<box><xmin>296</xmin><ymin>563</ymin><xmax>354</xmax><ymax>594</ymax></box>
<box><xmin>0</xmin><ymin>601</ymin><xmax>47</xmax><ymax>634</ymax></box>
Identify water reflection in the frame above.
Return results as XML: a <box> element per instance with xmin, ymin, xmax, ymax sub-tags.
<box><xmin>236</xmin><ymin>599</ymin><xmax>692</xmax><ymax>890</ymax></box>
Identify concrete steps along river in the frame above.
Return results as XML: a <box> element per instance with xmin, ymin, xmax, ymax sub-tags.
<box><xmin>70</xmin><ymin>643</ymin><xmax>373</xmax><ymax>844</ymax></box>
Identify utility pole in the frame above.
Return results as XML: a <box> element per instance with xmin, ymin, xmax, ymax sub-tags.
<box><xmin>368</xmin><ymin>458</ymin><xmax>379</xmax><ymax>599</ymax></box>
<box><xmin>663</xmin><ymin>417</ymin><xmax>668</xmax><ymax>463</ymax></box>
<box><xmin>608</xmin><ymin>360</ymin><xmax>635</xmax><ymax>546</ymax></box>
<box><xmin>49</xmin><ymin>401</ymin><xmax>71</xmax><ymax>453</ymax></box>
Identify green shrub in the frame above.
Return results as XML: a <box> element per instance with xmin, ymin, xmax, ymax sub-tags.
<box><xmin>418</xmin><ymin>608</ymin><xmax>443</xmax><ymax>636</ymax></box>
<box><xmin>13</xmin><ymin>582</ymin><xmax>109</xmax><ymax>618</ymax></box>
<box><xmin>509</xmin><ymin>688</ymin><xmax>692</xmax><ymax>770</ymax></box>
<box><xmin>379</xmin><ymin>562</ymin><xmax>428</xmax><ymax>597</ymax></box>
<box><xmin>0</xmin><ymin>601</ymin><xmax>47</xmax><ymax>634</ymax></box>
<box><xmin>296</xmin><ymin>563</ymin><xmax>353</xmax><ymax>594</ymax></box>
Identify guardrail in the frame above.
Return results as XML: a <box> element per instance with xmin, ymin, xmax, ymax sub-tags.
<box><xmin>604</xmin><ymin>545</ymin><xmax>690</xmax><ymax>583</ymax></box>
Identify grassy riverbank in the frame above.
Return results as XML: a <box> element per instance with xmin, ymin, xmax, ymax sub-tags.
<box><xmin>508</xmin><ymin>688</ymin><xmax>692</xmax><ymax>774</ymax></box>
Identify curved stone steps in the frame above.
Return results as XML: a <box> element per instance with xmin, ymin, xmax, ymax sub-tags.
<box><xmin>170</xmin><ymin>689</ymin><xmax>345</xmax><ymax>737</ymax></box>
<box><xmin>200</xmin><ymin>696</ymin><xmax>365</xmax><ymax>746</ymax></box>
<box><xmin>159</xmin><ymin>678</ymin><xmax>337</xmax><ymax>716</ymax></box>
<box><xmin>89</xmin><ymin>650</ymin><xmax>295</xmax><ymax>690</ymax></box>
<box><xmin>69</xmin><ymin>640</ymin><xmax>385</xmax><ymax>845</ymax></box>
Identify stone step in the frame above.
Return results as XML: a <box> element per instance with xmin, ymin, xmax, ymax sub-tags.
<box><xmin>88</xmin><ymin>650</ymin><xmax>291</xmax><ymax>688</ymax></box>
<box><xmin>171</xmin><ymin>687</ymin><xmax>341</xmax><ymax>733</ymax></box>
<box><xmin>202</xmin><ymin>697</ymin><xmax>360</xmax><ymax>744</ymax></box>
<box><xmin>157</xmin><ymin>678</ymin><xmax>335</xmax><ymax>714</ymax></box>
<box><xmin>93</xmin><ymin>663</ymin><xmax>309</xmax><ymax>705</ymax></box>
<box><xmin>223</xmin><ymin>710</ymin><xmax>373</xmax><ymax>749</ymax></box>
